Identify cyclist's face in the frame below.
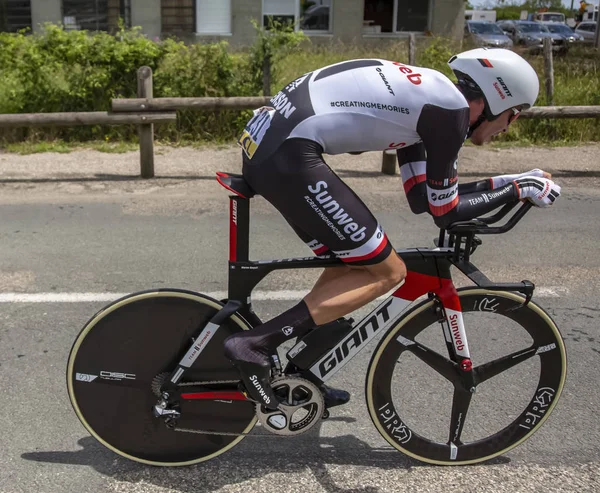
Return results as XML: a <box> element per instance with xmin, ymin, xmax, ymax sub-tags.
<box><xmin>470</xmin><ymin>108</ymin><xmax>518</xmax><ymax>146</ymax></box>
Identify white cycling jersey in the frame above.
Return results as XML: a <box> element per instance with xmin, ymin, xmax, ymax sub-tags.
<box><xmin>239</xmin><ymin>58</ymin><xmax>527</xmax><ymax>229</ymax></box>
<box><xmin>241</xmin><ymin>59</ymin><xmax>468</xmax><ymax>160</ymax></box>
<box><xmin>289</xmin><ymin>59</ymin><xmax>467</xmax><ymax>154</ymax></box>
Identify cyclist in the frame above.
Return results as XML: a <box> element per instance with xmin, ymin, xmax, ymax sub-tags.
<box><xmin>225</xmin><ymin>48</ymin><xmax>561</xmax><ymax>410</ymax></box>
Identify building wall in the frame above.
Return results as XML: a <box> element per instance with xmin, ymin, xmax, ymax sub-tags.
<box><xmin>430</xmin><ymin>0</ymin><xmax>465</xmax><ymax>39</ymax></box>
<box><xmin>24</xmin><ymin>0</ymin><xmax>464</xmax><ymax>44</ymax></box>
<box><xmin>30</xmin><ymin>0</ymin><xmax>61</xmax><ymax>32</ymax></box>
<box><xmin>131</xmin><ymin>0</ymin><xmax>161</xmax><ymax>40</ymax></box>
<box><xmin>332</xmin><ymin>0</ymin><xmax>364</xmax><ymax>44</ymax></box>
<box><xmin>230</xmin><ymin>0</ymin><xmax>261</xmax><ymax>45</ymax></box>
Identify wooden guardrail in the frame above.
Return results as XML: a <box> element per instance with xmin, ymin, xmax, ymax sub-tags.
<box><xmin>112</xmin><ymin>94</ymin><xmax>600</xmax><ymax>176</ymax></box>
<box><xmin>0</xmin><ymin>112</ymin><xmax>175</xmax><ymax>126</ymax></box>
<box><xmin>111</xmin><ymin>98</ymin><xmax>600</xmax><ymax>119</ymax></box>
<box><xmin>2</xmin><ymin>59</ymin><xmax>600</xmax><ymax>178</ymax></box>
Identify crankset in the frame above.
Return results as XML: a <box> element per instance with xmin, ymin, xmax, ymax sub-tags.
<box><xmin>152</xmin><ymin>373</ymin><xmax>326</xmax><ymax>437</ymax></box>
<box><xmin>255</xmin><ymin>376</ymin><xmax>324</xmax><ymax>436</ymax></box>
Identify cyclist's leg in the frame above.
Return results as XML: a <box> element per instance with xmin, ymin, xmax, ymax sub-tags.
<box><xmin>243</xmin><ymin>138</ymin><xmax>406</xmax><ymax>324</ymax></box>
<box><xmin>225</xmin><ymin>138</ymin><xmax>405</xmax><ymax>407</ymax></box>
<box><xmin>305</xmin><ymin>253</ymin><xmax>406</xmax><ymax>324</ymax></box>
<box><xmin>284</xmin><ymin>223</ymin><xmax>404</xmax><ymax>324</ymax></box>
<box><xmin>282</xmin><ymin>217</ymin><xmax>353</xmax><ymax>293</ymax></box>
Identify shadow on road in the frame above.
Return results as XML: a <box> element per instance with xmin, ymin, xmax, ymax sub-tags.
<box><xmin>21</xmin><ymin>414</ymin><xmax>510</xmax><ymax>493</ymax></box>
<box><xmin>19</xmin><ymin>412</ymin><xmax>504</xmax><ymax>493</ymax></box>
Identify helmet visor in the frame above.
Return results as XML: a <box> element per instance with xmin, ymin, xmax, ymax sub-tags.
<box><xmin>508</xmin><ymin>107</ymin><xmax>521</xmax><ymax>126</ymax></box>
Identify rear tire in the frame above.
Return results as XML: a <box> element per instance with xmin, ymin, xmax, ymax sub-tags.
<box><xmin>67</xmin><ymin>289</ymin><xmax>256</xmax><ymax>466</ymax></box>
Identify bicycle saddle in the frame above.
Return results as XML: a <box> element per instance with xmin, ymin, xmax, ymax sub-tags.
<box><xmin>216</xmin><ymin>172</ymin><xmax>257</xmax><ymax>199</ymax></box>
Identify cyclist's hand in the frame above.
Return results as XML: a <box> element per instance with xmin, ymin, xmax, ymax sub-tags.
<box><xmin>491</xmin><ymin>168</ymin><xmax>548</xmax><ymax>188</ymax></box>
<box><xmin>514</xmin><ymin>176</ymin><xmax>561</xmax><ymax>207</ymax></box>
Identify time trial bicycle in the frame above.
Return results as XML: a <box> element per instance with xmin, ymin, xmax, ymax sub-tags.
<box><xmin>67</xmin><ymin>171</ymin><xmax>566</xmax><ymax>466</ymax></box>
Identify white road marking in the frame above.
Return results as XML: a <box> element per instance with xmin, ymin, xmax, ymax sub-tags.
<box><xmin>0</xmin><ymin>287</ymin><xmax>569</xmax><ymax>303</ymax></box>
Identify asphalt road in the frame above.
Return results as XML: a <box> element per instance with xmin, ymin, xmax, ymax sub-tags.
<box><xmin>0</xmin><ymin>146</ymin><xmax>599</xmax><ymax>492</ymax></box>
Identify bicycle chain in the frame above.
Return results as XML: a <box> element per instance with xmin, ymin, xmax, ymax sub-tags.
<box><xmin>156</xmin><ymin>375</ymin><xmax>323</xmax><ymax>438</ymax></box>
<box><xmin>178</xmin><ymin>379</ymin><xmax>240</xmax><ymax>386</ymax></box>
<box><xmin>170</xmin><ymin>381</ymin><xmax>287</xmax><ymax>438</ymax></box>
<box><xmin>151</xmin><ymin>372</ymin><xmax>240</xmax><ymax>397</ymax></box>
<box><xmin>173</xmin><ymin>426</ymin><xmax>283</xmax><ymax>438</ymax></box>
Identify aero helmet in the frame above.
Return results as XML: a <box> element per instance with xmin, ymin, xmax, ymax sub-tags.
<box><xmin>448</xmin><ymin>48</ymin><xmax>539</xmax><ymax>120</ymax></box>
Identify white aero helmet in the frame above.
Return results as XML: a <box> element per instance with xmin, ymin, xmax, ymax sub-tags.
<box><xmin>448</xmin><ymin>48</ymin><xmax>539</xmax><ymax>120</ymax></box>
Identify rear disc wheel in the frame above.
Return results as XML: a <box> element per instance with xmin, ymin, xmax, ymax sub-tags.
<box><xmin>67</xmin><ymin>289</ymin><xmax>256</xmax><ymax>466</ymax></box>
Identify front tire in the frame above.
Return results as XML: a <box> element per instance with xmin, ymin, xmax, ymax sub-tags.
<box><xmin>366</xmin><ymin>288</ymin><xmax>567</xmax><ymax>465</ymax></box>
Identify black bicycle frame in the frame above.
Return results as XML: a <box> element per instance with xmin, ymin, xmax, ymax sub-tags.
<box><xmin>164</xmin><ymin>194</ymin><xmax>535</xmax><ymax>397</ymax></box>
<box><xmin>226</xmin><ymin>195</ymin><xmax>534</xmax><ymax>321</ymax></box>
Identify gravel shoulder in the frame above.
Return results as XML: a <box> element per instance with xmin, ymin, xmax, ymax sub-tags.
<box><xmin>0</xmin><ymin>143</ymin><xmax>598</xmax><ymax>207</ymax></box>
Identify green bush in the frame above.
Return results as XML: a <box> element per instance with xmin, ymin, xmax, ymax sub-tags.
<box><xmin>0</xmin><ymin>24</ymin><xmax>598</xmax><ymax>146</ymax></box>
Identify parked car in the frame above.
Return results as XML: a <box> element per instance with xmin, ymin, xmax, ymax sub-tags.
<box><xmin>497</xmin><ymin>20</ymin><xmax>568</xmax><ymax>53</ymax></box>
<box><xmin>465</xmin><ymin>20</ymin><xmax>513</xmax><ymax>48</ymax></box>
<box><xmin>545</xmin><ymin>23</ymin><xmax>585</xmax><ymax>43</ymax></box>
<box><xmin>529</xmin><ymin>11</ymin><xmax>566</xmax><ymax>24</ymax></box>
<box><xmin>574</xmin><ymin>22</ymin><xmax>597</xmax><ymax>43</ymax></box>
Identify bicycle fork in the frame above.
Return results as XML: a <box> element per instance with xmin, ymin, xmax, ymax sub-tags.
<box><xmin>431</xmin><ymin>294</ymin><xmax>477</xmax><ymax>393</ymax></box>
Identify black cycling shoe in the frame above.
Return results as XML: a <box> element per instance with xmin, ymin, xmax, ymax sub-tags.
<box><xmin>230</xmin><ymin>359</ymin><xmax>280</xmax><ymax>410</ymax></box>
<box><xmin>320</xmin><ymin>383</ymin><xmax>351</xmax><ymax>408</ymax></box>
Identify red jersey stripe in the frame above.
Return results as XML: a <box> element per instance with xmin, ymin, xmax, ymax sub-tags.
<box><xmin>429</xmin><ymin>196</ymin><xmax>459</xmax><ymax>216</ymax></box>
<box><xmin>313</xmin><ymin>245</ymin><xmax>329</xmax><ymax>255</ymax></box>
<box><xmin>403</xmin><ymin>174</ymin><xmax>426</xmax><ymax>194</ymax></box>
<box><xmin>342</xmin><ymin>234</ymin><xmax>389</xmax><ymax>263</ymax></box>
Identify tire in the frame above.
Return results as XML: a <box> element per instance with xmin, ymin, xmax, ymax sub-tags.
<box><xmin>67</xmin><ymin>289</ymin><xmax>256</xmax><ymax>466</ymax></box>
<box><xmin>366</xmin><ymin>288</ymin><xmax>567</xmax><ymax>465</ymax></box>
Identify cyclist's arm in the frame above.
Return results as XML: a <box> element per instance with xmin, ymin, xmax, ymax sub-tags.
<box><xmin>415</xmin><ymin>104</ymin><xmax>519</xmax><ymax>229</ymax></box>
<box><xmin>397</xmin><ymin>142</ymin><xmax>429</xmax><ymax>214</ymax></box>
<box><xmin>398</xmin><ymin>143</ymin><xmax>492</xmax><ymax>198</ymax></box>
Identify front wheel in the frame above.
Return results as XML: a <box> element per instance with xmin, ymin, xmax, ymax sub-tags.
<box><xmin>366</xmin><ymin>288</ymin><xmax>567</xmax><ymax>465</ymax></box>
<box><xmin>67</xmin><ymin>289</ymin><xmax>256</xmax><ymax>466</ymax></box>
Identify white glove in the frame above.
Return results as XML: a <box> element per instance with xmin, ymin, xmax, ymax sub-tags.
<box><xmin>514</xmin><ymin>176</ymin><xmax>561</xmax><ymax>207</ymax></box>
<box><xmin>491</xmin><ymin>169</ymin><xmax>545</xmax><ymax>188</ymax></box>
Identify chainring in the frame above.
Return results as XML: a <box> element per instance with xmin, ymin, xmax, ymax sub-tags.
<box><xmin>255</xmin><ymin>376</ymin><xmax>324</xmax><ymax>436</ymax></box>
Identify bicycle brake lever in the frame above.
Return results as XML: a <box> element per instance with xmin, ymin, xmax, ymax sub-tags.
<box><xmin>505</xmin><ymin>280</ymin><xmax>535</xmax><ymax>311</ymax></box>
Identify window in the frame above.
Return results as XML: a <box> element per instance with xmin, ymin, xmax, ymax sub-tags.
<box><xmin>263</xmin><ymin>0</ymin><xmax>296</xmax><ymax>28</ymax></box>
<box><xmin>363</xmin><ymin>0</ymin><xmax>430</xmax><ymax>34</ymax></box>
<box><xmin>262</xmin><ymin>0</ymin><xmax>332</xmax><ymax>33</ymax></box>
<box><xmin>196</xmin><ymin>0</ymin><xmax>231</xmax><ymax>34</ymax></box>
<box><xmin>162</xmin><ymin>0</ymin><xmax>195</xmax><ymax>34</ymax></box>
<box><xmin>300</xmin><ymin>0</ymin><xmax>331</xmax><ymax>32</ymax></box>
<box><xmin>62</xmin><ymin>0</ymin><xmax>130</xmax><ymax>32</ymax></box>
<box><xmin>0</xmin><ymin>0</ymin><xmax>32</xmax><ymax>32</ymax></box>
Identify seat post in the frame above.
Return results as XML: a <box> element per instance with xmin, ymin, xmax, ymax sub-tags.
<box><xmin>229</xmin><ymin>195</ymin><xmax>250</xmax><ymax>262</ymax></box>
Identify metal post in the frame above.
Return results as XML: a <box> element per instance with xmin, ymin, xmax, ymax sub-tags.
<box><xmin>543</xmin><ymin>38</ymin><xmax>554</xmax><ymax>106</ymax></box>
<box><xmin>594</xmin><ymin>14</ymin><xmax>600</xmax><ymax>48</ymax></box>
<box><xmin>408</xmin><ymin>33</ymin><xmax>416</xmax><ymax>65</ymax></box>
<box><xmin>137</xmin><ymin>66</ymin><xmax>155</xmax><ymax>178</ymax></box>
<box><xmin>263</xmin><ymin>53</ymin><xmax>272</xmax><ymax>97</ymax></box>
<box><xmin>381</xmin><ymin>150</ymin><xmax>397</xmax><ymax>175</ymax></box>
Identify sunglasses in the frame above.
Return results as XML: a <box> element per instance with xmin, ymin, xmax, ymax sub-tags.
<box><xmin>507</xmin><ymin>107</ymin><xmax>521</xmax><ymax>126</ymax></box>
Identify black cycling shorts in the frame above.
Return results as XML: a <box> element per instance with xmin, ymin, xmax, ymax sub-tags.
<box><xmin>242</xmin><ymin>138</ymin><xmax>394</xmax><ymax>265</ymax></box>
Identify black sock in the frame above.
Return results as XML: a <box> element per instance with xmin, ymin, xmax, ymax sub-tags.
<box><xmin>224</xmin><ymin>300</ymin><xmax>315</xmax><ymax>364</ymax></box>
